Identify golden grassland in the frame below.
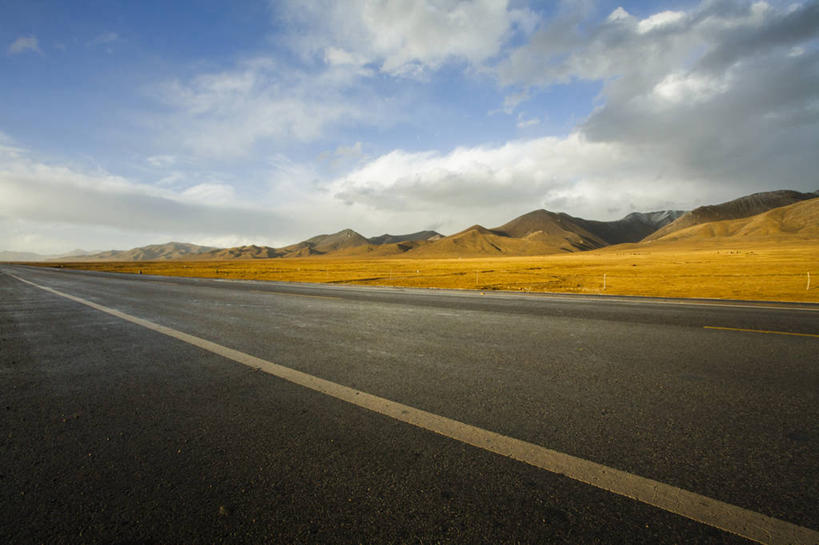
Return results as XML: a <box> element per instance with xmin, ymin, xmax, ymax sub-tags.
<box><xmin>32</xmin><ymin>241</ymin><xmax>819</xmax><ymax>303</ymax></box>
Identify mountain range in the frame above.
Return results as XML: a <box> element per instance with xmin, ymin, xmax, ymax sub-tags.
<box><xmin>2</xmin><ymin>189</ymin><xmax>816</xmax><ymax>262</ymax></box>
<box><xmin>644</xmin><ymin>189</ymin><xmax>818</xmax><ymax>241</ymax></box>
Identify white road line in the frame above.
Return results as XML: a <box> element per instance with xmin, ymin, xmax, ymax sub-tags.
<box><xmin>8</xmin><ymin>272</ymin><xmax>819</xmax><ymax>545</ymax></box>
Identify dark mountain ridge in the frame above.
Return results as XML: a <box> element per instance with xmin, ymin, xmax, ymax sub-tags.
<box><xmin>645</xmin><ymin>190</ymin><xmax>819</xmax><ymax>241</ymax></box>
<box><xmin>572</xmin><ymin>210</ymin><xmax>685</xmax><ymax>244</ymax></box>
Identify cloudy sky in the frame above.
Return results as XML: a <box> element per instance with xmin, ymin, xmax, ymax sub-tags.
<box><xmin>1</xmin><ymin>0</ymin><xmax>817</xmax><ymax>254</ymax></box>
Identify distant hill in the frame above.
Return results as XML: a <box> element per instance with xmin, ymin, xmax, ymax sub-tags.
<box><xmin>305</xmin><ymin>229</ymin><xmax>370</xmax><ymax>253</ymax></box>
<box><xmin>492</xmin><ymin>210</ymin><xmax>607</xmax><ymax>250</ymax></box>
<box><xmin>278</xmin><ymin>228</ymin><xmax>370</xmax><ymax>257</ymax></box>
<box><xmin>0</xmin><ymin>248</ymin><xmax>99</xmax><ymax>262</ymax></box>
<box><xmin>57</xmin><ymin>242</ymin><xmax>219</xmax><ymax>261</ymax></box>
<box><xmin>646</xmin><ymin>197</ymin><xmax>819</xmax><ymax>245</ymax></box>
<box><xmin>330</xmin><ymin>231</ymin><xmax>442</xmax><ymax>257</ymax></box>
<box><xmin>328</xmin><ymin>239</ymin><xmax>433</xmax><ymax>258</ymax></box>
<box><xmin>644</xmin><ymin>190</ymin><xmax>818</xmax><ymax>242</ymax></box>
<box><xmin>0</xmin><ymin>250</ymin><xmax>51</xmax><ymax>262</ymax></box>
<box><xmin>200</xmin><ymin>245</ymin><xmax>281</xmax><ymax>259</ymax></box>
<box><xmin>367</xmin><ymin>230</ymin><xmax>442</xmax><ymax>245</ymax></box>
<box><xmin>407</xmin><ymin>212</ymin><xmax>606</xmax><ymax>258</ymax></box>
<box><xmin>409</xmin><ymin>225</ymin><xmax>513</xmax><ymax>257</ymax></box>
<box><xmin>57</xmin><ymin>249</ymin><xmax>96</xmax><ymax>258</ymax></box>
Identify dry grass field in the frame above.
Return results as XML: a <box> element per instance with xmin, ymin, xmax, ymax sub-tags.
<box><xmin>38</xmin><ymin>241</ymin><xmax>819</xmax><ymax>303</ymax></box>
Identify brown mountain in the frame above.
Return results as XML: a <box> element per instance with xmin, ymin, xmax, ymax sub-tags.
<box><xmin>306</xmin><ymin>228</ymin><xmax>370</xmax><ymax>252</ymax></box>
<box><xmin>367</xmin><ymin>230</ymin><xmax>442</xmax><ymax>245</ymax></box>
<box><xmin>329</xmin><ymin>239</ymin><xmax>434</xmax><ymax>258</ymax></box>
<box><xmin>276</xmin><ymin>208</ymin><xmax>681</xmax><ymax>259</ymax></box>
<box><xmin>492</xmin><ymin>210</ymin><xmax>607</xmax><ymax>250</ymax></box>
<box><xmin>408</xmin><ymin>212</ymin><xmax>608</xmax><ymax>258</ymax></box>
<box><xmin>329</xmin><ymin>231</ymin><xmax>442</xmax><ymax>257</ymax></box>
<box><xmin>644</xmin><ymin>190</ymin><xmax>818</xmax><ymax>242</ymax></box>
<box><xmin>200</xmin><ymin>245</ymin><xmax>281</xmax><ymax>259</ymax></box>
<box><xmin>278</xmin><ymin>228</ymin><xmax>370</xmax><ymax>257</ymax></box>
<box><xmin>56</xmin><ymin>242</ymin><xmax>219</xmax><ymax>261</ymax></box>
<box><xmin>407</xmin><ymin>225</ymin><xmax>514</xmax><ymax>257</ymax></box>
<box><xmin>646</xmin><ymin>197</ymin><xmax>819</xmax><ymax>245</ymax></box>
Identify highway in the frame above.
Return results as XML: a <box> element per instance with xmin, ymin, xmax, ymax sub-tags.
<box><xmin>1</xmin><ymin>264</ymin><xmax>817</xmax><ymax>544</ymax></box>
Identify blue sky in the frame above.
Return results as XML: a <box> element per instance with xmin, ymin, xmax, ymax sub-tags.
<box><xmin>1</xmin><ymin>0</ymin><xmax>817</xmax><ymax>253</ymax></box>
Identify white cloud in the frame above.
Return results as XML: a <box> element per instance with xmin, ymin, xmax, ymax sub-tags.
<box><xmin>327</xmin><ymin>132</ymin><xmax>723</xmax><ymax>231</ymax></box>
<box><xmin>319</xmin><ymin>141</ymin><xmax>367</xmax><ymax>171</ymax></box>
<box><xmin>156</xmin><ymin>171</ymin><xmax>185</xmax><ymax>186</ymax></box>
<box><xmin>0</xmin><ymin>131</ymin><xmax>25</xmax><ymax>157</ymax></box>
<box><xmin>334</xmin><ymin>142</ymin><xmax>363</xmax><ymax>158</ymax></box>
<box><xmin>0</xmin><ymin>138</ymin><xmax>393</xmax><ymax>251</ymax></box>
<box><xmin>0</xmin><ymin>144</ymin><xmax>286</xmax><ymax>250</ymax></box>
<box><xmin>322</xmin><ymin>1</ymin><xmax>819</xmax><ymax>232</ymax></box>
<box><xmin>789</xmin><ymin>46</ymin><xmax>805</xmax><ymax>57</ymax></box>
<box><xmin>180</xmin><ymin>182</ymin><xmax>236</xmax><ymax>203</ymax></box>
<box><xmin>323</xmin><ymin>47</ymin><xmax>367</xmax><ymax>67</ymax></box>
<box><xmin>515</xmin><ymin>113</ymin><xmax>540</xmax><ymax>128</ymax></box>
<box><xmin>652</xmin><ymin>72</ymin><xmax>730</xmax><ymax>105</ymax></box>
<box><xmin>500</xmin><ymin>89</ymin><xmax>530</xmax><ymax>114</ymax></box>
<box><xmin>150</xmin><ymin>59</ymin><xmax>386</xmax><ymax>158</ymax></box>
<box><xmin>88</xmin><ymin>32</ymin><xmax>119</xmax><ymax>47</ymax></box>
<box><xmin>637</xmin><ymin>11</ymin><xmax>687</xmax><ymax>34</ymax></box>
<box><xmin>280</xmin><ymin>0</ymin><xmax>535</xmax><ymax>76</ymax></box>
<box><xmin>146</xmin><ymin>154</ymin><xmax>177</xmax><ymax>167</ymax></box>
<box><xmin>495</xmin><ymin>0</ymin><xmax>819</xmax><ymax>195</ymax></box>
<box><xmin>7</xmin><ymin>36</ymin><xmax>41</xmax><ymax>55</ymax></box>
<box><xmin>6</xmin><ymin>1</ymin><xmax>819</xmax><ymax>253</ymax></box>
<box><xmin>497</xmin><ymin>1</ymin><xmax>819</xmax><ymax>88</ymax></box>
<box><xmin>607</xmin><ymin>7</ymin><xmax>631</xmax><ymax>23</ymax></box>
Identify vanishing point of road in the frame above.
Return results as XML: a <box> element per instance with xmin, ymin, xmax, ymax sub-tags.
<box><xmin>1</xmin><ymin>265</ymin><xmax>817</xmax><ymax>544</ymax></box>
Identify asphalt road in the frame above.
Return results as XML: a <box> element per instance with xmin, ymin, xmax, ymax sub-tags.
<box><xmin>1</xmin><ymin>264</ymin><xmax>817</xmax><ymax>544</ymax></box>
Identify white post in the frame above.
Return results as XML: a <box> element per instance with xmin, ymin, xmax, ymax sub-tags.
<box><xmin>603</xmin><ymin>273</ymin><xmax>607</xmax><ymax>291</ymax></box>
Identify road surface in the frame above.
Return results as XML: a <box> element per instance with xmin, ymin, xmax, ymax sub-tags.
<box><xmin>1</xmin><ymin>265</ymin><xmax>817</xmax><ymax>544</ymax></box>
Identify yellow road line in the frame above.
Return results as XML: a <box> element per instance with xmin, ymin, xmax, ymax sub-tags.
<box><xmin>9</xmin><ymin>272</ymin><xmax>819</xmax><ymax>545</ymax></box>
<box><xmin>704</xmin><ymin>326</ymin><xmax>819</xmax><ymax>338</ymax></box>
<box><xmin>535</xmin><ymin>294</ymin><xmax>819</xmax><ymax>312</ymax></box>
